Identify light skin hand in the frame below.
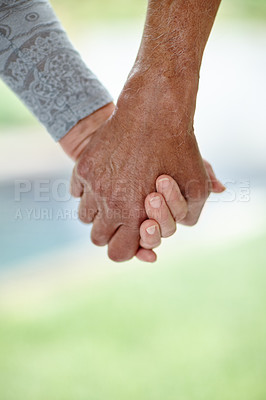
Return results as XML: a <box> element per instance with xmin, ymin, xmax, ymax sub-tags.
<box><xmin>136</xmin><ymin>163</ymin><xmax>226</xmax><ymax>263</ymax></box>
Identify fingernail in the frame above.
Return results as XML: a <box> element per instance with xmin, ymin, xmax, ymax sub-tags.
<box><xmin>158</xmin><ymin>178</ymin><xmax>170</xmax><ymax>190</ymax></box>
<box><xmin>146</xmin><ymin>225</ymin><xmax>156</xmax><ymax>235</ymax></box>
<box><xmin>150</xmin><ymin>196</ymin><xmax>161</xmax><ymax>208</ymax></box>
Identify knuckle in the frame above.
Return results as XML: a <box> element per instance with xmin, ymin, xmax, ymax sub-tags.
<box><xmin>198</xmin><ymin>185</ymin><xmax>209</xmax><ymax>201</ymax></box>
<box><xmin>70</xmin><ymin>175</ymin><xmax>81</xmax><ymax>198</ymax></box>
<box><xmin>175</xmin><ymin>204</ymin><xmax>188</xmax><ymax>222</ymax></box>
<box><xmin>105</xmin><ymin>196</ymin><xmax>123</xmax><ymax>212</ymax></box>
<box><xmin>91</xmin><ymin>233</ymin><xmax>107</xmax><ymax>247</ymax></box>
<box><xmin>76</xmin><ymin>158</ymin><xmax>89</xmax><ymax>180</ymax></box>
<box><xmin>108</xmin><ymin>247</ymin><xmax>133</xmax><ymax>263</ymax></box>
<box><xmin>79</xmin><ymin>207</ymin><xmax>94</xmax><ymax>224</ymax></box>
<box><xmin>183</xmin><ymin>215</ymin><xmax>200</xmax><ymax>227</ymax></box>
<box><xmin>149</xmin><ymin>240</ymin><xmax>161</xmax><ymax>249</ymax></box>
<box><xmin>175</xmin><ymin>212</ymin><xmax>187</xmax><ymax>223</ymax></box>
<box><xmin>79</xmin><ymin>214</ymin><xmax>90</xmax><ymax>224</ymax></box>
<box><xmin>163</xmin><ymin>226</ymin><xmax>176</xmax><ymax>238</ymax></box>
<box><xmin>186</xmin><ymin>220</ymin><xmax>197</xmax><ymax>227</ymax></box>
<box><xmin>187</xmin><ymin>178</ymin><xmax>209</xmax><ymax>202</ymax></box>
<box><xmin>70</xmin><ymin>184</ymin><xmax>77</xmax><ymax>198</ymax></box>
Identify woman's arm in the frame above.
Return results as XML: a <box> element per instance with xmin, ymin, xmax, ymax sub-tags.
<box><xmin>0</xmin><ymin>0</ymin><xmax>113</xmax><ymax>141</ymax></box>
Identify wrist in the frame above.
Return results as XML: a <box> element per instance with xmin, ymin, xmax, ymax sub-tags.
<box><xmin>121</xmin><ymin>63</ymin><xmax>199</xmax><ymax>122</ymax></box>
<box><xmin>59</xmin><ymin>102</ymin><xmax>115</xmax><ymax>161</ymax></box>
<box><xmin>135</xmin><ymin>41</ymin><xmax>201</xmax><ymax>83</ymax></box>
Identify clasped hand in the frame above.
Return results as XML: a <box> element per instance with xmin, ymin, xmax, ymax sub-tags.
<box><xmin>70</xmin><ymin>72</ymin><xmax>224</xmax><ymax>262</ymax></box>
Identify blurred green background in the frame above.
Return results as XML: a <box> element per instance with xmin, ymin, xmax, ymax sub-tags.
<box><xmin>0</xmin><ymin>0</ymin><xmax>266</xmax><ymax>399</ymax></box>
<box><xmin>0</xmin><ymin>234</ymin><xmax>266</xmax><ymax>399</ymax></box>
<box><xmin>51</xmin><ymin>0</ymin><xmax>266</xmax><ymax>21</ymax></box>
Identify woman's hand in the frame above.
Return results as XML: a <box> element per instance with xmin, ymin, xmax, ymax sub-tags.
<box><xmin>136</xmin><ymin>161</ymin><xmax>225</xmax><ymax>263</ymax></box>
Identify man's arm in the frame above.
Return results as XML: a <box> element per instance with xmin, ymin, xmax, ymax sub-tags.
<box><xmin>0</xmin><ymin>0</ymin><xmax>113</xmax><ymax>141</ymax></box>
<box><xmin>60</xmin><ymin>0</ymin><xmax>221</xmax><ymax>160</ymax></box>
<box><xmin>137</xmin><ymin>0</ymin><xmax>221</xmax><ymax>77</ymax></box>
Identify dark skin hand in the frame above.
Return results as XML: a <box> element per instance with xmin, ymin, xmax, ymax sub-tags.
<box><xmin>71</xmin><ymin>75</ymin><xmax>209</xmax><ymax>261</ymax></box>
<box><xmin>70</xmin><ymin>0</ymin><xmax>222</xmax><ymax>262</ymax></box>
<box><xmin>61</xmin><ymin>106</ymin><xmax>224</xmax><ymax>263</ymax></box>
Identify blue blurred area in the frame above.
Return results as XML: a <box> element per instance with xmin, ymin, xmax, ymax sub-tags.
<box><xmin>0</xmin><ymin>176</ymin><xmax>91</xmax><ymax>268</ymax></box>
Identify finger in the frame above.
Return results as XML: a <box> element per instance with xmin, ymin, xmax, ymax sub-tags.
<box><xmin>108</xmin><ymin>225</ymin><xmax>139</xmax><ymax>262</ymax></box>
<box><xmin>70</xmin><ymin>166</ymin><xmax>84</xmax><ymax>198</ymax></box>
<box><xmin>139</xmin><ymin>219</ymin><xmax>161</xmax><ymax>249</ymax></box>
<box><xmin>145</xmin><ymin>193</ymin><xmax>176</xmax><ymax>238</ymax></box>
<box><xmin>203</xmin><ymin>160</ymin><xmax>226</xmax><ymax>193</ymax></box>
<box><xmin>156</xmin><ymin>175</ymin><xmax>188</xmax><ymax>223</ymax></box>
<box><xmin>180</xmin><ymin>197</ymin><xmax>205</xmax><ymax>226</ymax></box>
<box><xmin>136</xmin><ymin>248</ymin><xmax>157</xmax><ymax>263</ymax></box>
<box><xmin>172</xmin><ymin>166</ymin><xmax>209</xmax><ymax>227</ymax></box>
<box><xmin>91</xmin><ymin>213</ymin><xmax>120</xmax><ymax>247</ymax></box>
<box><xmin>78</xmin><ymin>191</ymin><xmax>97</xmax><ymax>224</ymax></box>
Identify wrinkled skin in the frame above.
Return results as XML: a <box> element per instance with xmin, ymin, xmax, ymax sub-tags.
<box><xmin>70</xmin><ymin>0</ymin><xmax>223</xmax><ymax>262</ymax></box>
<box><xmin>71</xmin><ymin>72</ymin><xmax>210</xmax><ymax>262</ymax></box>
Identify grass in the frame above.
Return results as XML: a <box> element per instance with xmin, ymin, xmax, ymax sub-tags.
<box><xmin>0</xmin><ymin>233</ymin><xmax>265</xmax><ymax>400</ymax></box>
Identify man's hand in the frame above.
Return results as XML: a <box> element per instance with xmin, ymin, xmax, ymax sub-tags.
<box><xmin>68</xmin><ymin>0</ymin><xmax>222</xmax><ymax>262</ymax></box>
<box><xmin>70</xmin><ymin>69</ymin><xmax>210</xmax><ymax>262</ymax></box>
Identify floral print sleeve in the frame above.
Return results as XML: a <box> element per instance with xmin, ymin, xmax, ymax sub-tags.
<box><xmin>0</xmin><ymin>0</ymin><xmax>113</xmax><ymax>140</ymax></box>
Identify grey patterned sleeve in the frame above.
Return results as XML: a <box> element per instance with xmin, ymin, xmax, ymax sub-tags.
<box><xmin>0</xmin><ymin>0</ymin><xmax>113</xmax><ymax>141</ymax></box>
